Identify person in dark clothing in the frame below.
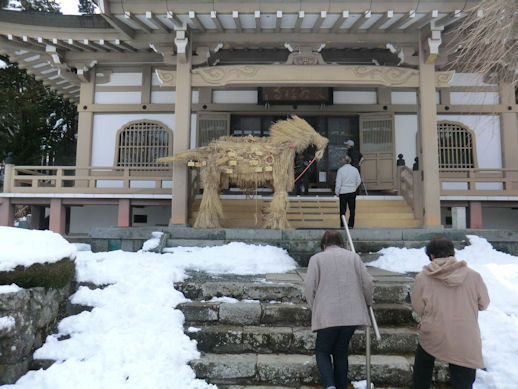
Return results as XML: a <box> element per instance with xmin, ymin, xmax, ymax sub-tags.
<box><xmin>344</xmin><ymin>140</ymin><xmax>363</xmax><ymax>171</ymax></box>
<box><xmin>294</xmin><ymin>154</ymin><xmax>308</xmax><ymax>195</ymax></box>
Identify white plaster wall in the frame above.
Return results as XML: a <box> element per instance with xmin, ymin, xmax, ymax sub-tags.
<box><xmin>213</xmin><ymin>90</ymin><xmax>258</xmax><ymax>104</ymax></box>
<box><xmin>151</xmin><ymin>72</ymin><xmax>161</xmax><ymax>86</ymax></box>
<box><xmin>94</xmin><ymin>91</ymin><xmax>141</xmax><ymax>104</ymax></box>
<box><xmin>437</xmin><ymin>115</ymin><xmax>501</xmax><ymax>169</ymax></box>
<box><xmin>333</xmin><ymin>91</ymin><xmax>377</xmax><ymax>104</ymax></box>
<box><xmin>442</xmin><ymin>182</ymin><xmax>468</xmax><ymax>190</ymax></box>
<box><xmin>151</xmin><ymin>91</ymin><xmax>176</xmax><ymax>104</ymax></box>
<box><xmin>101</xmin><ymin>72</ymin><xmax>142</xmax><ymax>86</ymax></box>
<box><xmin>132</xmin><ymin>205</ymin><xmax>171</xmax><ymax>227</ymax></box>
<box><xmin>150</xmin><ymin>90</ymin><xmax>199</xmax><ymax>104</ymax></box>
<box><xmin>91</xmin><ymin>113</ymin><xmax>175</xmax><ymax>166</ymax></box>
<box><xmin>391</xmin><ymin>91</ymin><xmax>417</xmax><ymax>105</ymax></box>
<box><xmin>69</xmin><ymin>205</ymin><xmax>118</xmax><ymax>234</ymax></box>
<box><xmin>394</xmin><ymin>115</ymin><xmax>418</xmax><ymax>168</ymax></box>
<box><xmin>450</xmin><ymin>73</ymin><xmax>496</xmax><ymax>86</ymax></box>
<box><xmin>450</xmin><ymin>92</ymin><xmax>499</xmax><ymax>105</ymax></box>
<box><xmin>483</xmin><ymin>208</ymin><xmax>518</xmax><ymax>229</ymax></box>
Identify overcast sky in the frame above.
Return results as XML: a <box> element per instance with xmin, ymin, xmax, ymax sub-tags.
<box><xmin>59</xmin><ymin>0</ymin><xmax>86</xmax><ymax>15</ymax></box>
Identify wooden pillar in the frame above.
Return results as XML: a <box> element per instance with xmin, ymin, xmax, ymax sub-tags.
<box><xmin>499</xmin><ymin>83</ymin><xmax>518</xmax><ymax>189</ymax></box>
<box><xmin>170</xmin><ymin>44</ymin><xmax>192</xmax><ymax>225</ymax></box>
<box><xmin>0</xmin><ymin>198</ymin><xmax>14</xmax><ymax>227</ymax></box>
<box><xmin>141</xmin><ymin>65</ymin><xmax>152</xmax><ymax>105</ymax></box>
<box><xmin>49</xmin><ymin>198</ymin><xmax>66</xmax><ymax>234</ymax></box>
<box><xmin>469</xmin><ymin>201</ymin><xmax>483</xmax><ymax>229</ymax></box>
<box><xmin>117</xmin><ymin>199</ymin><xmax>131</xmax><ymax>227</ymax></box>
<box><xmin>76</xmin><ymin>73</ymin><xmax>96</xmax><ymax>173</ymax></box>
<box><xmin>418</xmin><ymin>58</ymin><xmax>441</xmax><ymax>226</ymax></box>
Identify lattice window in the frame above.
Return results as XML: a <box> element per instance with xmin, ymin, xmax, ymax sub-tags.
<box><xmin>361</xmin><ymin>118</ymin><xmax>393</xmax><ymax>152</ymax></box>
<box><xmin>437</xmin><ymin>121</ymin><xmax>476</xmax><ymax>169</ymax></box>
<box><xmin>198</xmin><ymin>113</ymin><xmax>229</xmax><ymax>146</ymax></box>
<box><xmin>115</xmin><ymin>120</ymin><xmax>172</xmax><ymax>168</ymax></box>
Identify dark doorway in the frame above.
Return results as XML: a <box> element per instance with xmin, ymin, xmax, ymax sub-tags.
<box><xmin>230</xmin><ymin>115</ymin><xmax>359</xmax><ymax>190</ymax></box>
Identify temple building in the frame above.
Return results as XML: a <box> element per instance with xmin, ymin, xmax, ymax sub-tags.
<box><xmin>1</xmin><ymin>0</ymin><xmax>517</xmax><ymax>234</ymax></box>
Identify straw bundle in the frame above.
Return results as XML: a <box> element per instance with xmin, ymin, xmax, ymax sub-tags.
<box><xmin>158</xmin><ymin>115</ymin><xmax>328</xmax><ymax>229</ymax></box>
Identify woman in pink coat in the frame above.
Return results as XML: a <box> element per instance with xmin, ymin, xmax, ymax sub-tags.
<box><xmin>411</xmin><ymin>236</ymin><xmax>490</xmax><ymax>388</ymax></box>
<box><xmin>304</xmin><ymin>230</ymin><xmax>373</xmax><ymax>389</ymax></box>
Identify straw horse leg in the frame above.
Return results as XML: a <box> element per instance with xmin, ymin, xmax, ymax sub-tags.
<box><xmin>193</xmin><ymin>165</ymin><xmax>223</xmax><ymax>228</ymax></box>
<box><xmin>263</xmin><ymin>150</ymin><xmax>294</xmax><ymax>229</ymax></box>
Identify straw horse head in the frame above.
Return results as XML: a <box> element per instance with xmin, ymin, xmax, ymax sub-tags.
<box><xmin>159</xmin><ymin>115</ymin><xmax>328</xmax><ymax>229</ymax></box>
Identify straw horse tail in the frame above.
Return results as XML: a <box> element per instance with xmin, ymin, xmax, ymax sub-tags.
<box><xmin>157</xmin><ymin>146</ymin><xmax>211</xmax><ymax>164</ymax></box>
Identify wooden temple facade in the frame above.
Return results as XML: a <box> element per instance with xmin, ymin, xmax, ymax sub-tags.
<box><xmin>1</xmin><ymin>0</ymin><xmax>518</xmax><ymax>233</ymax></box>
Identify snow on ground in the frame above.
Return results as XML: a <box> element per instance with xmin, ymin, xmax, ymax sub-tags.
<box><xmin>0</xmin><ymin>227</ymin><xmax>516</xmax><ymax>388</ymax></box>
<box><xmin>0</xmin><ymin>227</ymin><xmax>76</xmax><ymax>271</ymax></box>
<box><xmin>0</xmin><ymin>228</ymin><xmax>297</xmax><ymax>389</ymax></box>
<box><xmin>369</xmin><ymin>235</ymin><xmax>518</xmax><ymax>389</ymax></box>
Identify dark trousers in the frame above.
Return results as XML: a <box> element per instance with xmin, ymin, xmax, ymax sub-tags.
<box><xmin>411</xmin><ymin>343</ymin><xmax>476</xmax><ymax>389</ymax></box>
<box><xmin>315</xmin><ymin>326</ymin><xmax>357</xmax><ymax>389</ymax></box>
<box><xmin>339</xmin><ymin>192</ymin><xmax>357</xmax><ymax>228</ymax></box>
<box><xmin>295</xmin><ymin>174</ymin><xmax>309</xmax><ymax>195</ymax></box>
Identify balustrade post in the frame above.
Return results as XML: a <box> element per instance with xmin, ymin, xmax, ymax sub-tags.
<box><xmin>413</xmin><ymin>170</ymin><xmax>424</xmax><ymax>222</ymax></box>
<box><xmin>3</xmin><ymin>164</ymin><xmax>13</xmax><ymax>192</ymax></box>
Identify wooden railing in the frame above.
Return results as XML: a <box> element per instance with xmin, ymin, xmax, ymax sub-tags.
<box><xmin>397</xmin><ymin>166</ymin><xmax>518</xmax><ymax>217</ymax></box>
<box><xmin>2</xmin><ymin>164</ymin><xmax>172</xmax><ymax>194</ymax></box>
<box><xmin>439</xmin><ymin>168</ymin><xmax>518</xmax><ymax>196</ymax></box>
<box><xmin>397</xmin><ymin>166</ymin><xmax>423</xmax><ymax>221</ymax></box>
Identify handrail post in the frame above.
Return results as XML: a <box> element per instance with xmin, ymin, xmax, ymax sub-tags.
<box><xmin>341</xmin><ymin>215</ymin><xmax>381</xmax><ymax>388</ymax></box>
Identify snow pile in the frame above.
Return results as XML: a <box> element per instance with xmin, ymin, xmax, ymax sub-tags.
<box><xmin>0</xmin><ymin>315</ymin><xmax>16</xmax><ymax>332</ymax></box>
<box><xmin>0</xmin><ymin>284</ymin><xmax>22</xmax><ymax>294</ymax></box>
<box><xmin>0</xmin><ymin>227</ymin><xmax>76</xmax><ymax>271</ymax></box>
<box><xmin>141</xmin><ymin>231</ymin><xmax>163</xmax><ymax>252</ymax></box>
<box><xmin>163</xmin><ymin>242</ymin><xmax>297</xmax><ymax>274</ymax></box>
<box><xmin>0</xmin><ymin>59</ymin><xmax>7</xmax><ymax>69</ymax></box>
<box><xmin>3</xmin><ymin>238</ymin><xmax>296</xmax><ymax>389</ymax></box>
<box><xmin>370</xmin><ymin>235</ymin><xmax>518</xmax><ymax>388</ymax></box>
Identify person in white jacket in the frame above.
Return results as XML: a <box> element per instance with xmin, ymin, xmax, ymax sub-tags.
<box><xmin>335</xmin><ymin>155</ymin><xmax>362</xmax><ymax>228</ymax></box>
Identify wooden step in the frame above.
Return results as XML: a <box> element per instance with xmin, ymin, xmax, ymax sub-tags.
<box><xmin>190</xmin><ymin>198</ymin><xmax>421</xmax><ymax>228</ymax></box>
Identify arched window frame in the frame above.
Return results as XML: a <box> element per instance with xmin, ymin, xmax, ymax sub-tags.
<box><xmin>437</xmin><ymin>121</ymin><xmax>478</xmax><ymax>170</ymax></box>
<box><xmin>114</xmin><ymin>120</ymin><xmax>173</xmax><ymax>168</ymax></box>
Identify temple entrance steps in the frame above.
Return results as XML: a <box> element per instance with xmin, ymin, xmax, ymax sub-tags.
<box><xmin>161</xmin><ymin>228</ymin><xmax>467</xmax><ymax>268</ymax></box>
<box><xmin>175</xmin><ymin>268</ymin><xmax>449</xmax><ymax>388</ymax></box>
<box><xmin>189</xmin><ymin>196</ymin><xmax>420</xmax><ymax>229</ymax></box>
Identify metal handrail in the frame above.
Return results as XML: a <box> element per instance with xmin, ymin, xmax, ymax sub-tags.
<box><xmin>342</xmin><ymin>214</ymin><xmax>381</xmax><ymax>388</ymax></box>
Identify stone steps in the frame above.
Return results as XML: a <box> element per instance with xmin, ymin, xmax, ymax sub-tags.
<box><xmin>179</xmin><ymin>301</ymin><xmax>416</xmax><ymax>327</ymax></box>
<box><xmin>190</xmin><ymin>353</ymin><xmax>432</xmax><ymax>387</ymax></box>
<box><xmin>186</xmin><ymin>325</ymin><xmax>418</xmax><ymax>355</ymax></box>
<box><xmin>175</xmin><ymin>267</ymin><xmax>449</xmax><ymax>387</ymax></box>
<box><xmin>175</xmin><ymin>279</ymin><xmax>411</xmax><ymax>304</ymax></box>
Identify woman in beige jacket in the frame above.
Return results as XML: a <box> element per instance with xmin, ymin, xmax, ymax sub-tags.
<box><xmin>411</xmin><ymin>236</ymin><xmax>490</xmax><ymax>389</ymax></box>
<box><xmin>304</xmin><ymin>230</ymin><xmax>373</xmax><ymax>389</ymax></box>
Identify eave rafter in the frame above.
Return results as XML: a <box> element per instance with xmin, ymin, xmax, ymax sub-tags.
<box><xmin>0</xmin><ymin>0</ymin><xmax>480</xmax><ymax>101</ymax></box>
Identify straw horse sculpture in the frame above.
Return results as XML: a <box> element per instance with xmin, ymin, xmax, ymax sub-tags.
<box><xmin>159</xmin><ymin>116</ymin><xmax>328</xmax><ymax>229</ymax></box>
